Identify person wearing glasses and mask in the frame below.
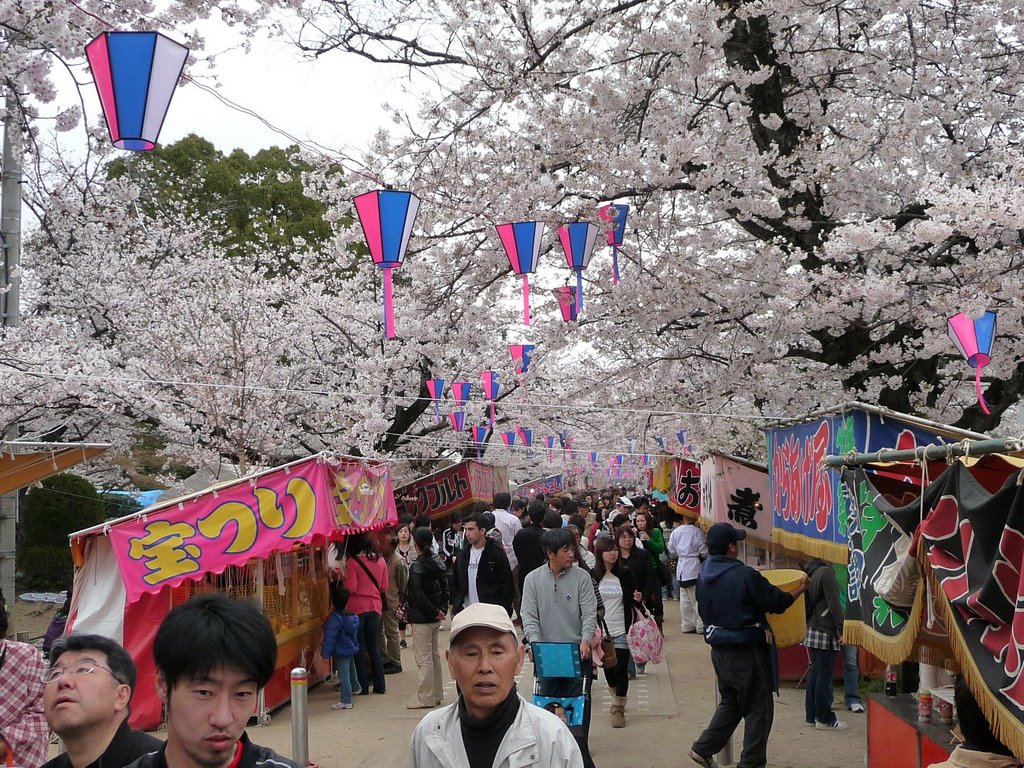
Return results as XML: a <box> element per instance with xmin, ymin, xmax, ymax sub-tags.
<box><xmin>0</xmin><ymin>603</ymin><xmax>49</xmax><ymax>768</ymax></box>
<box><xmin>41</xmin><ymin>634</ymin><xmax>161</xmax><ymax>768</ymax></box>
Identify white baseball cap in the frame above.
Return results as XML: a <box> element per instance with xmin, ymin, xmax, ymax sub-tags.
<box><xmin>618</xmin><ymin>496</ymin><xmax>634</xmax><ymax>508</ymax></box>
<box><xmin>449</xmin><ymin>602</ymin><xmax>518</xmax><ymax>645</ymax></box>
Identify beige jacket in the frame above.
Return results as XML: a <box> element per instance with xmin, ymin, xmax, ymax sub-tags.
<box><xmin>927</xmin><ymin>746</ymin><xmax>1022</xmax><ymax>768</ymax></box>
<box><xmin>409</xmin><ymin>695</ymin><xmax>583</xmax><ymax>768</ymax></box>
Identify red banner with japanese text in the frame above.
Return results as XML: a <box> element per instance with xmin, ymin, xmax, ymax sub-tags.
<box><xmin>394</xmin><ymin>460</ymin><xmax>501</xmax><ymax>522</ymax></box>
<box><xmin>105</xmin><ymin>458</ymin><xmax>395</xmax><ymax>603</ymax></box>
<box><xmin>667</xmin><ymin>458</ymin><xmax>701</xmax><ymax>518</ymax></box>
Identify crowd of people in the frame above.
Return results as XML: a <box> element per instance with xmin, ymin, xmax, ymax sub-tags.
<box><xmin>3</xmin><ymin>487</ymin><xmax>1021</xmax><ymax>768</ymax></box>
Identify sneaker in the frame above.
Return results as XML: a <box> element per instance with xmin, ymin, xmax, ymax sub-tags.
<box><xmin>383</xmin><ymin>663</ymin><xmax>403</xmax><ymax>675</ymax></box>
<box><xmin>331</xmin><ymin>702</ymin><xmax>353</xmax><ymax>710</ymax></box>
<box><xmin>687</xmin><ymin>749</ymin><xmax>718</xmax><ymax>768</ymax></box>
<box><xmin>815</xmin><ymin>720</ymin><xmax>848</xmax><ymax>730</ymax></box>
<box><xmin>848</xmin><ymin>701</ymin><xmax>865</xmax><ymax>713</ymax></box>
<box><xmin>400</xmin><ymin>640</ymin><xmax>408</xmax><ymax>649</ymax></box>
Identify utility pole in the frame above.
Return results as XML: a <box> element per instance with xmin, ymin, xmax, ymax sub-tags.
<box><xmin>1</xmin><ymin>89</ymin><xmax>23</xmax><ymax>621</ymax></box>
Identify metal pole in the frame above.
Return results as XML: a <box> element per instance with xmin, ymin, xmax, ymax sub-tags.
<box><xmin>714</xmin><ymin>677</ymin><xmax>734</xmax><ymax>766</ymax></box>
<box><xmin>290</xmin><ymin>667</ymin><xmax>309</xmax><ymax>767</ymax></box>
<box><xmin>1</xmin><ymin>89</ymin><xmax>23</xmax><ymax>626</ymax></box>
<box><xmin>824</xmin><ymin>437</ymin><xmax>1022</xmax><ymax>468</ymax></box>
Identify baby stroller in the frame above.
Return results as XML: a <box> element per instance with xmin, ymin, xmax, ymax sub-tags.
<box><xmin>530</xmin><ymin>641</ymin><xmax>590</xmax><ymax>727</ymax></box>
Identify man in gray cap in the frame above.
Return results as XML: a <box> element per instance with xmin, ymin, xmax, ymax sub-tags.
<box><xmin>688</xmin><ymin>523</ymin><xmax>808</xmax><ymax>768</ymax></box>
<box><xmin>409</xmin><ymin>602</ymin><xmax>583</xmax><ymax>768</ymax></box>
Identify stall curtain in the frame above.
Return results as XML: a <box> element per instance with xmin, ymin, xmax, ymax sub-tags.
<box><xmin>845</xmin><ymin>463</ymin><xmax>1024</xmax><ymax>759</ymax></box>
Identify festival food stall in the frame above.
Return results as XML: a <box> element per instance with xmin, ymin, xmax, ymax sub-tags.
<box><xmin>394</xmin><ymin>460</ymin><xmax>508</xmax><ymax>525</ymax></box>
<box><xmin>833</xmin><ymin>443</ymin><xmax>1024</xmax><ymax>767</ymax></box>
<box><xmin>513</xmin><ymin>473</ymin><xmax>565</xmax><ymax>498</ymax></box>
<box><xmin>66</xmin><ymin>454</ymin><xmax>397</xmax><ymax>730</ymax></box>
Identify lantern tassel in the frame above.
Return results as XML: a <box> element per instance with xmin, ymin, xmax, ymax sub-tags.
<box><xmin>433</xmin><ymin>402</ymin><xmax>441</xmax><ymax>423</ymax></box>
<box><xmin>976</xmin><ymin>366</ymin><xmax>992</xmax><ymax>415</ymax></box>
<box><xmin>490</xmin><ymin>401</ymin><xmax>496</xmax><ymax>427</ymax></box>
<box><xmin>382</xmin><ymin>267</ymin><xmax>396</xmax><ymax>338</ymax></box>
<box><xmin>522</xmin><ymin>274</ymin><xmax>531</xmax><ymax>326</ymax></box>
<box><xmin>611</xmin><ymin>245</ymin><xmax>620</xmax><ymax>285</ymax></box>
<box><xmin>576</xmin><ymin>271</ymin><xmax>584</xmax><ymax>314</ymax></box>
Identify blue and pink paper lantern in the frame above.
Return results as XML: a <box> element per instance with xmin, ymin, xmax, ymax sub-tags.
<box><xmin>509</xmin><ymin>344</ymin><xmax>536</xmax><ymax>375</ymax></box>
<box><xmin>480</xmin><ymin>371</ymin><xmax>500</xmax><ymax>426</ymax></box>
<box><xmin>554</xmin><ymin>286</ymin><xmax>578</xmax><ymax>323</ymax></box>
<box><xmin>947</xmin><ymin>310</ymin><xmax>998</xmax><ymax>414</ymax></box>
<box><xmin>449</xmin><ymin>411</ymin><xmax>466</xmax><ymax>432</ymax></box>
<box><xmin>353</xmin><ymin>189</ymin><xmax>421</xmax><ymax>338</ymax></box>
<box><xmin>546</xmin><ymin>434</ymin><xmax>556</xmax><ymax>462</ymax></box>
<box><xmin>472</xmin><ymin>425</ymin><xmax>490</xmax><ymax>459</ymax></box>
<box><xmin>558</xmin><ymin>222</ymin><xmax>600</xmax><ymax>314</ymax></box>
<box><xmin>85</xmin><ymin>31</ymin><xmax>189</xmax><ymax>151</ymax></box>
<box><xmin>501</xmin><ymin>431</ymin><xmax>517</xmax><ymax>447</ymax></box>
<box><xmin>451</xmin><ymin>381</ymin><xmax>472</xmax><ymax>408</ymax></box>
<box><xmin>497</xmin><ymin>221</ymin><xmax>545</xmax><ymax>325</ymax></box>
<box><xmin>598</xmin><ymin>204</ymin><xmax>629</xmax><ymax>285</ymax></box>
<box><xmin>426</xmin><ymin>378</ymin><xmax>445</xmax><ymax>423</ymax></box>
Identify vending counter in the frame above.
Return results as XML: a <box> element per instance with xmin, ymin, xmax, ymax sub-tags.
<box><xmin>868</xmin><ymin>693</ymin><xmax>954</xmax><ymax>768</ymax></box>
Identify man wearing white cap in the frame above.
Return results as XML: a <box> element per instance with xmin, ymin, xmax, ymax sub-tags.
<box><xmin>409</xmin><ymin>602</ymin><xmax>583</xmax><ymax>768</ymax></box>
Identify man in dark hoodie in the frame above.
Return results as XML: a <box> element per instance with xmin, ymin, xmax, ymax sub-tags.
<box><xmin>803</xmin><ymin>558</ymin><xmax>847</xmax><ymax>730</ymax></box>
<box><xmin>688</xmin><ymin>523</ymin><xmax>809</xmax><ymax>768</ymax></box>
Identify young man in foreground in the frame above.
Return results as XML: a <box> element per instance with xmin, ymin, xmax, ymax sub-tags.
<box><xmin>124</xmin><ymin>594</ymin><xmax>300</xmax><ymax>768</ymax></box>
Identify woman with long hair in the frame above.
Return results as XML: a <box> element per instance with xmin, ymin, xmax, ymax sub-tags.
<box><xmin>395</xmin><ymin>522</ymin><xmax>413</xmax><ymax>647</ymax></box>
<box><xmin>339</xmin><ymin>532</ymin><xmax>389</xmax><ymax>695</ymax></box>
<box><xmin>634</xmin><ymin>510</ymin><xmax>666</xmax><ymax>632</ymax></box>
<box><xmin>405</xmin><ymin>526</ymin><xmax>449</xmax><ymax>709</ymax></box>
<box><xmin>615</xmin><ymin>524</ymin><xmax>659</xmax><ymax>676</ymax></box>
<box><xmin>593</xmin><ymin>536</ymin><xmax>642</xmax><ymax>728</ymax></box>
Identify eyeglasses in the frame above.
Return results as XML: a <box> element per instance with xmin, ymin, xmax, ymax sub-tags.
<box><xmin>43</xmin><ymin>659</ymin><xmax>119</xmax><ymax>685</ymax></box>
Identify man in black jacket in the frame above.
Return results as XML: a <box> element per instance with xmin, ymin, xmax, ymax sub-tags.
<box><xmin>41</xmin><ymin>634</ymin><xmax>161</xmax><ymax>768</ymax></box>
<box><xmin>689</xmin><ymin>524</ymin><xmax>808</xmax><ymax>768</ymax></box>
<box><xmin>451</xmin><ymin>512</ymin><xmax>515</xmax><ymax>616</ymax></box>
<box><xmin>123</xmin><ymin>595</ymin><xmax>300</xmax><ymax>768</ymax></box>
<box><xmin>512</xmin><ymin>501</ymin><xmax>548</xmax><ymax>593</ymax></box>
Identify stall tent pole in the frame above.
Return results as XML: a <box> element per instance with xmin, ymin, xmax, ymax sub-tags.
<box><xmin>824</xmin><ymin>437</ymin><xmax>1022</xmax><ymax>468</ymax></box>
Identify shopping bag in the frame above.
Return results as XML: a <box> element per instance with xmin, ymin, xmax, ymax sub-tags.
<box><xmin>626</xmin><ymin>606</ymin><xmax>664</xmax><ymax>664</ymax></box>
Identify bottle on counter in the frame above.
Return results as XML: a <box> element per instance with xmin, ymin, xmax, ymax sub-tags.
<box><xmin>884</xmin><ymin>665</ymin><xmax>899</xmax><ymax>697</ymax></box>
<box><xmin>918</xmin><ymin>688</ymin><xmax>933</xmax><ymax>723</ymax></box>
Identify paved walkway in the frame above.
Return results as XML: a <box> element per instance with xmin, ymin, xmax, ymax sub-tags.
<box><xmin>220</xmin><ymin>601</ymin><xmax>870</xmax><ymax>767</ymax></box>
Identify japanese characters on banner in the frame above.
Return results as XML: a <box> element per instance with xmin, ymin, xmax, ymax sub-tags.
<box><xmin>699</xmin><ymin>454</ymin><xmax>771</xmax><ymax>547</ymax></box>
<box><xmin>394</xmin><ymin>460</ymin><xmax>507</xmax><ymax>522</ymax></box>
<box><xmin>106</xmin><ymin>458</ymin><xmax>396</xmax><ymax>603</ymax></box>
<box><xmin>666</xmin><ymin>458</ymin><xmax>701</xmax><ymax>518</ymax></box>
<box><xmin>514</xmin><ymin>474</ymin><xmax>564</xmax><ymax>498</ymax></box>
<box><xmin>766</xmin><ymin>407</ymin><xmax>967</xmax><ymax>563</ymax></box>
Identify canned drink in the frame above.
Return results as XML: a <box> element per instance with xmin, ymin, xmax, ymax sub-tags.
<box><xmin>918</xmin><ymin>691</ymin><xmax>933</xmax><ymax>723</ymax></box>
<box><xmin>937</xmin><ymin>697</ymin><xmax>953</xmax><ymax>724</ymax></box>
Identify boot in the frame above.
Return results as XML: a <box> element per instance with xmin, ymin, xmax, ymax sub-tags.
<box><xmin>610</xmin><ymin>696</ymin><xmax>626</xmax><ymax>728</ymax></box>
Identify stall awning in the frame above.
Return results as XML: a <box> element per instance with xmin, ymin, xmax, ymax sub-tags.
<box><xmin>0</xmin><ymin>441</ymin><xmax>110</xmax><ymax>495</ymax></box>
<box><xmin>69</xmin><ymin>454</ymin><xmax>397</xmax><ymax>603</ymax></box>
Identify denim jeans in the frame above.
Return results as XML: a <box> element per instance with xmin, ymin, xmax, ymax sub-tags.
<box><xmin>842</xmin><ymin>644</ymin><xmax>862</xmax><ymax>707</ymax></box>
<box><xmin>354</xmin><ymin>611</ymin><xmax>386</xmax><ymax>693</ymax></box>
<box><xmin>334</xmin><ymin>655</ymin><xmax>357</xmax><ymax>704</ymax></box>
<box><xmin>805</xmin><ymin>647</ymin><xmax>839</xmax><ymax>725</ymax></box>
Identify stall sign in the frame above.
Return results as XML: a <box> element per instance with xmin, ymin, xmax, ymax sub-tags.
<box><xmin>667</xmin><ymin>458</ymin><xmax>701</xmax><ymax>517</ymax></box>
<box><xmin>699</xmin><ymin>454</ymin><xmax>771</xmax><ymax>545</ymax></box>
<box><xmin>108</xmin><ymin>460</ymin><xmax>395</xmax><ymax>602</ymax></box>
<box><xmin>394</xmin><ymin>461</ymin><xmax>499</xmax><ymax>520</ymax></box>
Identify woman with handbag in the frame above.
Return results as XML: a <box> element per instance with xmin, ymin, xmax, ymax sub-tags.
<box><xmin>339</xmin><ymin>532</ymin><xmax>390</xmax><ymax>695</ymax></box>
<box><xmin>616</xmin><ymin>524</ymin><xmax>659</xmax><ymax>676</ymax></box>
<box><xmin>593</xmin><ymin>536</ymin><xmax>643</xmax><ymax>728</ymax></box>
<box><xmin>405</xmin><ymin>526</ymin><xmax>450</xmax><ymax>709</ymax></box>
<box><xmin>634</xmin><ymin>510</ymin><xmax>667</xmax><ymax>633</ymax></box>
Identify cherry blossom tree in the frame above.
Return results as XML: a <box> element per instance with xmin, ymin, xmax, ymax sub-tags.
<box><xmin>293</xmin><ymin>0</ymin><xmax>1024</xmax><ymax>450</ymax></box>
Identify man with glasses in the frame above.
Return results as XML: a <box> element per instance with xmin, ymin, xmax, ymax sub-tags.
<box><xmin>41</xmin><ymin>634</ymin><xmax>161</xmax><ymax>768</ymax></box>
<box><xmin>0</xmin><ymin>603</ymin><xmax>49</xmax><ymax>768</ymax></box>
